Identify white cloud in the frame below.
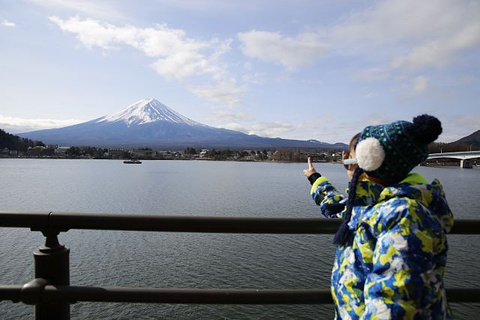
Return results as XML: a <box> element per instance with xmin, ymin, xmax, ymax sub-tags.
<box><xmin>1</xmin><ymin>20</ymin><xmax>16</xmax><ymax>27</ymax></box>
<box><xmin>412</xmin><ymin>76</ymin><xmax>429</xmax><ymax>93</ymax></box>
<box><xmin>221</xmin><ymin>121</ymin><xmax>296</xmax><ymax>138</ymax></box>
<box><xmin>225</xmin><ymin>118</ymin><xmax>370</xmax><ymax>143</ymax></box>
<box><xmin>214</xmin><ymin>116</ymin><xmax>346</xmax><ymax>142</ymax></box>
<box><xmin>213</xmin><ymin>115</ymin><xmax>368</xmax><ymax>143</ymax></box>
<box><xmin>49</xmin><ymin>16</ymin><xmax>232</xmax><ymax>80</ymax></box>
<box><xmin>241</xmin><ymin>72</ymin><xmax>265</xmax><ymax>84</ymax></box>
<box><xmin>30</xmin><ymin>0</ymin><xmax>125</xmax><ymax>21</ymax></box>
<box><xmin>234</xmin><ymin>0</ymin><xmax>480</xmax><ymax>108</ymax></box>
<box><xmin>49</xmin><ymin>16</ymin><xmax>131</xmax><ymax>49</ymax></box>
<box><xmin>208</xmin><ymin>111</ymin><xmax>255</xmax><ymax>124</ymax></box>
<box><xmin>441</xmin><ymin>115</ymin><xmax>480</xmax><ymax>142</ymax></box>
<box><xmin>237</xmin><ymin>30</ymin><xmax>329</xmax><ymax>71</ymax></box>
<box><xmin>331</xmin><ymin>0</ymin><xmax>457</xmax><ymax>45</ymax></box>
<box><xmin>238</xmin><ymin>0</ymin><xmax>480</xmax><ymax>77</ymax></box>
<box><xmin>190</xmin><ymin>81</ymin><xmax>247</xmax><ymax>109</ymax></box>
<box><xmin>0</xmin><ymin>115</ymin><xmax>82</xmax><ymax>133</ymax></box>
<box><xmin>243</xmin><ymin>62</ymin><xmax>253</xmax><ymax>71</ymax></box>
<box><xmin>49</xmin><ymin>16</ymin><xmax>244</xmax><ymax>107</ymax></box>
<box><xmin>333</xmin><ymin>0</ymin><xmax>480</xmax><ymax>72</ymax></box>
<box><xmin>394</xmin><ymin>75</ymin><xmax>431</xmax><ymax>98</ymax></box>
<box><xmin>49</xmin><ymin>17</ymin><xmax>214</xmax><ymax>58</ymax></box>
<box><xmin>391</xmin><ymin>22</ymin><xmax>480</xmax><ymax>71</ymax></box>
<box><xmin>152</xmin><ymin>51</ymin><xmax>220</xmax><ymax>81</ymax></box>
<box><xmin>214</xmin><ymin>112</ymin><xmax>459</xmax><ymax>144</ymax></box>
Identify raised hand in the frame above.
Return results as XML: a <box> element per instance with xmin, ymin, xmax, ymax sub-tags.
<box><xmin>303</xmin><ymin>157</ymin><xmax>317</xmax><ymax>177</ymax></box>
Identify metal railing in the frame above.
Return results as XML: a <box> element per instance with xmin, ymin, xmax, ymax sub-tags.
<box><xmin>1</xmin><ymin>211</ymin><xmax>480</xmax><ymax>320</ymax></box>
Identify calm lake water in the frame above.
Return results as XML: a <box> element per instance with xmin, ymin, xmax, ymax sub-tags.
<box><xmin>1</xmin><ymin>159</ymin><xmax>479</xmax><ymax>319</ymax></box>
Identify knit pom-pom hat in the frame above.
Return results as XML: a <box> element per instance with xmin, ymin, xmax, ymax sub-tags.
<box><xmin>355</xmin><ymin>114</ymin><xmax>442</xmax><ymax>183</ymax></box>
<box><xmin>333</xmin><ymin>114</ymin><xmax>442</xmax><ymax>246</ymax></box>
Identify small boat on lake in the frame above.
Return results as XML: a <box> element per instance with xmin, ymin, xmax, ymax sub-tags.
<box><xmin>123</xmin><ymin>159</ymin><xmax>142</xmax><ymax>164</ymax></box>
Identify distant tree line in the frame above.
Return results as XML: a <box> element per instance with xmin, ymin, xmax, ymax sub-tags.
<box><xmin>271</xmin><ymin>149</ymin><xmax>306</xmax><ymax>162</ymax></box>
<box><xmin>65</xmin><ymin>146</ymin><xmax>110</xmax><ymax>158</ymax></box>
<box><xmin>0</xmin><ymin>128</ymin><xmax>45</xmax><ymax>151</ymax></box>
<box><xmin>10</xmin><ymin>128</ymin><xmax>479</xmax><ymax>163</ymax></box>
<box><xmin>182</xmin><ymin>147</ymin><xmax>272</xmax><ymax>161</ymax></box>
<box><xmin>184</xmin><ymin>147</ymin><xmax>197</xmax><ymax>155</ymax></box>
<box><xmin>429</xmin><ymin>142</ymin><xmax>480</xmax><ymax>153</ymax></box>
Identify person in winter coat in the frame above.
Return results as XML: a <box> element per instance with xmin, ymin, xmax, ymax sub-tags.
<box><xmin>303</xmin><ymin>115</ymin><xmax>453</xmax><ymax>319</ymax></box>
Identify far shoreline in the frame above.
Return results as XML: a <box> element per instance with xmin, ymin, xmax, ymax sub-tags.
<box><xmin>0</xmin><ymin>156</ymin><xmax>472</xmax><ymax>167</ymax></box>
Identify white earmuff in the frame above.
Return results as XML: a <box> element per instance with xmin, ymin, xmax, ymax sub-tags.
<box><xmin>355</xmin><ymin>137</ymin><xmax>385</xmax><ymax>171</ymax></box>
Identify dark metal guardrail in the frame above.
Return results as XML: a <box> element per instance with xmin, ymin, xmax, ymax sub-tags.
<box><xmin>1</xmin><ymin>211</ymin><xmax>480</xmax><ymax>320</ymax></box>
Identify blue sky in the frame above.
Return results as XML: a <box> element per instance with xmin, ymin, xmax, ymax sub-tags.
<box><xmin>1</xmin><ymin>0</ymin><xmax>479</xmax><ymax>144</ymax></box>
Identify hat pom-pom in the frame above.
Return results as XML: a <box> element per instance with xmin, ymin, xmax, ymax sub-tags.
<box><xmin>411</xmin><ymin>114</ymin><xmax>442</xmax><ymax>144</ymax></box>
<box><xmin>356</xmin><ymin>137</ymin><xmax>385</xmax><ymax>171</ymax></box>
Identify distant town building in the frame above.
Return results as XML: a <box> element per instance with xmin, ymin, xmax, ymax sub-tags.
<box><xmin>54</xmin><ymin>147</ymin><xmax>69</xmax><ymax>155</ymax></box>
<box><xmin>108</xmin><ymin>149</ymin><xmax>128</xmax><ymax>159</ymax></box>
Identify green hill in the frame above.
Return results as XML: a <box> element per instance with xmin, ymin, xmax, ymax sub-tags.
<box><xmin>0</xmin><ymin>128</ymin><xmax>44</xmax><ymax>151</ymax></box>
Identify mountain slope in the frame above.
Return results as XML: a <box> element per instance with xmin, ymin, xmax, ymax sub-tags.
<box><xmin>451</xmin><ymin>130</ymin><xmax>480</xmax><ymax>147</ymax></box>
<box><xmin>20</xmin><ymin>99</ymin><xmax>345</xmax><ymax>149</ymax></box>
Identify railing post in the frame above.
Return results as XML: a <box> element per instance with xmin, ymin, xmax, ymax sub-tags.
<box><xmin>33</xmin><ymin>230</ymin><xmax>70</xmax><ymax>320</ymax></box>
<box><xmin>460</xmin><ymin>159</ymin><xmax>473</xmax><ymax>168</ymax></box>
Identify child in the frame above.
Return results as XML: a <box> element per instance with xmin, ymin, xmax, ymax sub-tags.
<box><xmin>304</xmin><ymin>115</ymin><xmax>453</xmax><ymax>319</ymax></box>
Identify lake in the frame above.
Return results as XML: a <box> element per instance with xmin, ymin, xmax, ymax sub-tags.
<box><xmin>1</xmin><ymin>159</ymin><xmax>479</xmax><ymax>319</ymax></box>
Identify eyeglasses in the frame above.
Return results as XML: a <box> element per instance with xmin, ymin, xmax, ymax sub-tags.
<box><xmin>342</xmin><ymin>158</ymin><xmax>357</xmax><ymax>170</ymax></box>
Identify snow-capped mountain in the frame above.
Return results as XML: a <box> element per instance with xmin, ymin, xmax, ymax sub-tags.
<box><xmin>96</xmin><ymin>99</ymin><xmax>202</xmax><ymax>127</ymax></box>
<box><xmin>19</xmin><ymin>99</ymin><xmax>344</xmax><ymax>149</ymax></box>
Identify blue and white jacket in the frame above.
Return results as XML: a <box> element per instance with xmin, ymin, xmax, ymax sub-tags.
<box><xmin>311</xmin><ymin>173</ymin><xmax>454</xmax><ymax>319</ymax></box>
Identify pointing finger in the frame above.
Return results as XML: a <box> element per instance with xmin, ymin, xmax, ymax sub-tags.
<box><xmin>308</xmin><ymin>157</ymin><xmax>313</xmax><ymax>169</ymax></box>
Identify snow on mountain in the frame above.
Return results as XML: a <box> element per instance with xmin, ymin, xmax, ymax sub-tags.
<box><xmin>19</xmin><ymin>98</ymin><xmax>346</xmax><ymax>149</ymax></box>
<box><xmin>308</xmin><ymin>139</ymin><xmax>327</xmax><ymax>144</ymax></box>
<box><xmin>95</xmin><ymin>98</ymin><xmax>202</xmax><ymax>127</ymax></box>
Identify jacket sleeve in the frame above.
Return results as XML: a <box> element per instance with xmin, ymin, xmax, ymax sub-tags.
<box><xmin>310</xmin><ymin>176</ymin><xmax>346</xmax><ymax>218</ymax></box>
<box><xmin>362</xmin><ymin>200</ymin><xmax>445</xmax><ymax>319</ymax></box>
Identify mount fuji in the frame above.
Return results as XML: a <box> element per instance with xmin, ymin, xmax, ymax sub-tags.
<box><xmin>20</xmin><ymin>99</ymin><xmax>345</xmax><ymax>149</ymax></box>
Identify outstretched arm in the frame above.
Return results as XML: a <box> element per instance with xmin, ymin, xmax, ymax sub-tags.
<box><xmin>303</xmin><ymin>157</ymin><xmax>346</xmax><ymax>218</ymax></box>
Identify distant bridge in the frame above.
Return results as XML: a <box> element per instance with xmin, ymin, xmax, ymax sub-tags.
<box><xmin>427</xmin><ymin>151</ymin><xmax>480</xmax><ymax>168</ymax></box>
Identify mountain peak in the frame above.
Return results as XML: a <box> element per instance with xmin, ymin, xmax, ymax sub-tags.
<box><xmin>18</xmin><ymin>98</ymin><xmax>345</xmax><ymax>149</ymax></box>
<box><xmin>96</xmin><ymin>98</ymin><xmax>201</xmax><ymax>127</ymax></box>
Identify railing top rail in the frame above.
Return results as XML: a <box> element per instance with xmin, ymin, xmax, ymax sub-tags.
<box><xmin>429</xmin><ymin>151</ymin><xmax>480</xmax><ymax>156</ymax></box>
<box><xmin>2</xmin><ymin>285</ymin><xmax>480</xmax><ymax>304</ymax></box>
<box><xmin>0</xmin><ymin>211</ymin><xmax>477</xmax><ymax>234</ymax></box>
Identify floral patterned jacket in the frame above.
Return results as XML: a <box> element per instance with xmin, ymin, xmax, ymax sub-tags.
<box><xmin>311</xmin><ymin>173</ymin><xmax>454</xmax><ymax>320</ymax></box>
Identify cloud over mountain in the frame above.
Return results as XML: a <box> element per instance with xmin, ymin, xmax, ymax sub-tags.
<box><xmin>49</xmin><ymin>16</ymin><xmax>243</xmax><ymax>110</ymax></box>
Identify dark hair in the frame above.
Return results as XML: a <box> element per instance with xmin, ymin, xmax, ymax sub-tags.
<box><xmin>349</xmin><ymin>133</ymin><xmax>360</xmax><ymax>153</ymax></box>
<box><xmin>333</xmin><ymin>166</ymin><xmax>364</xmax><ymax>246</ymax></box>
<box><xmin>334</xmin><ymin>132</ymin><xmax>362</xmax><ymax>246</ymax></box>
